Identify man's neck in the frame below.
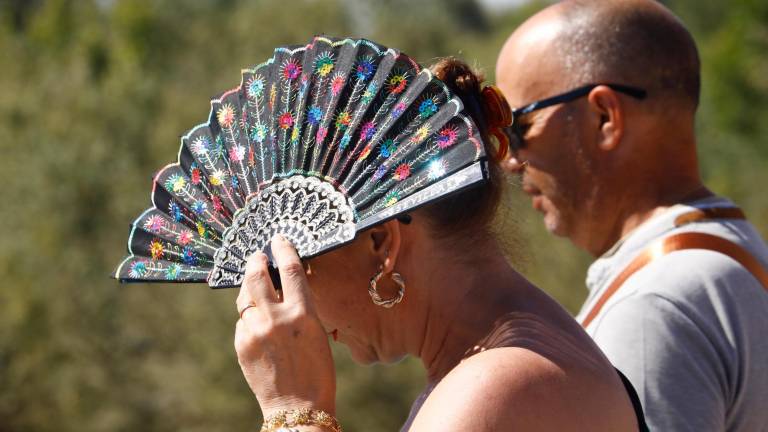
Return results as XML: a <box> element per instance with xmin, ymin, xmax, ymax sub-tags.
<box><xmin>585</xmin><ymin>182</ymin><xmax>713</xmax><ymax>257</ymax></box>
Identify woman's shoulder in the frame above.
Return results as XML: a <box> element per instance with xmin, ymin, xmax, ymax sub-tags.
<box><xmin>408</xmin><ymin>313</ymin><xmax>638</xmax><ymax>431</ymax></box>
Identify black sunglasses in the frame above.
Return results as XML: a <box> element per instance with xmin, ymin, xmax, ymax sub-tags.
<box><xmin>503</xmin><ymin>83</ymin><xmax>647</xmax><ymax>153</ymax></box>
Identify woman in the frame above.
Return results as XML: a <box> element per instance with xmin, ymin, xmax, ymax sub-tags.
<box><xmin>234</xmin><ymin>58</ymin><xmax>644</xmax><ymax>432</ymax></box>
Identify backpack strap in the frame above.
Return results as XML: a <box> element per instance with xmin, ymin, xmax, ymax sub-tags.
<box><xmin>581</xmin><ymin>208</ymin><xmax>766</xmax><ymax>328</ymax></box>
<box><xmin>673</xmin><ymin>206</ymin><xmax>745</xmax><ymax>227</ymax></box>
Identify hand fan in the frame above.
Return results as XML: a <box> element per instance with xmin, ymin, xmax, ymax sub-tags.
<box><xmin>114</xmin><ymin>36</ymin><xmax>488</xmax><ymax>288</ymax></box>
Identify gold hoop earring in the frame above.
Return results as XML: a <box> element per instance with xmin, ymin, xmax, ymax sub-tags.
<box><xmin>368</xmin><ymin>265</ymin><xmax>405</xmax><ymax>308</ymax></box>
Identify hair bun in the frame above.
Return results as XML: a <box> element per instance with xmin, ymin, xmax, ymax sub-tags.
<box><xmin>431</xmin><ymin>59</ymin><xmax>510</xmax><ymax>160</ymax></box>
<box><xmin>431</xmin><ymin>57</ymin><xmax>482</xmax><ymax>94</ymax></box>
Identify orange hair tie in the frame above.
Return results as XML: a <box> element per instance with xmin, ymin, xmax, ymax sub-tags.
<box><xmin>481</xmin><ymin>85</ymin><xmax>513</xmax><ymax>161</ymax></box>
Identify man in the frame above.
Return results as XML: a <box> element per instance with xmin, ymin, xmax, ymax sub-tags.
<box><xmin>495</xmin><ymin>0</ymin><xmax>768</xmax><ymax>430</ymax></box>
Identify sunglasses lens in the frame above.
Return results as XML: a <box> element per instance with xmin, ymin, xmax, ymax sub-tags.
<box><xmin>503</xmin><ymin>126</ymin><xmax>523</xmax><ymax>153</ymax></box>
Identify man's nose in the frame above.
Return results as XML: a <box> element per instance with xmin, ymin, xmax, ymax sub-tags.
<box><xmin>502</xmin><ymin>153</ymin><xmax>527</xmax><ymax>174</ymax></box>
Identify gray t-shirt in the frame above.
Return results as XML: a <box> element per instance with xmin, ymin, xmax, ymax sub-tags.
<box><xmin>576</xmin><ymin>197</ymin><xmax>768</xmax><ymax>431</ymax></box>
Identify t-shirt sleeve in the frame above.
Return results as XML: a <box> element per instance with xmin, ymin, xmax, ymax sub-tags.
<box><xmin>591</xmin><ymin>288</ymin><xmax>728</xmax><ymax>432</ymax></box>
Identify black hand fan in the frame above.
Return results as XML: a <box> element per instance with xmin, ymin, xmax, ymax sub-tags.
<box><xmin>114</xmin><ymin>36</ymin><xmax>488</xmax><ymax>288</ymax></box>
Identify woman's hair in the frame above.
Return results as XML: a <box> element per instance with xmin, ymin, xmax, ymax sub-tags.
<box><xmin>420</xmin><ymin>57</ymin><xmax>507</xmax><ymax>253</ymax></box>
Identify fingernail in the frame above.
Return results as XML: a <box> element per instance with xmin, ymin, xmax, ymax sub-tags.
<box><xmin>274</xmin><ymin>234</ymin><xmax>294</xmax><ymax>248</ymax></box>
<box><xmin>248</xmin><ymin>251</ymin><xmax>264</xmax><ymax>261</ymax></box>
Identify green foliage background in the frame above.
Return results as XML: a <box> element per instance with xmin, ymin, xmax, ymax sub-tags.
<box><xmin>0</xmin><ymin>0</ymin><xmax>765</xmax><ymax>430</ymax></box>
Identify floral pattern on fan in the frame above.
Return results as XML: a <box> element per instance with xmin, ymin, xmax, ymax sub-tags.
<box><xmin>114</xmin><ymin>36</ymin><xmax>488</xmax><ymax>288</ymax></box>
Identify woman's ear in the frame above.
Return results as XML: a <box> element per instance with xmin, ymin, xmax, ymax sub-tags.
<box><xmin>588</xmin><ymin>85</ymin><xmax>625</xmax><ymax>152</ymax></box>
<box><xmin>368</xmin><ymin>219</ymin><xmax>401</xmax><ymax>274</ymax></box>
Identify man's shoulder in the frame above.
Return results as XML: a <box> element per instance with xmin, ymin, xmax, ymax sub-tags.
<box><xmin>630</xmin><ymin>245</ymin><xmax>761</xmax><ymax>294</ymax></box>
<box><xmin>586</xmin><ymin>202</ymin><xmax>768</xmax><ymax>306</ymax></box>
<box><xmin>591</xmin><ymin>246</ymin><xmax>768</xmax><ymax>365</ymax></box>
<box><xmin>594</xmin><ymin>247</ymin><xmax>763</xmax><ymax>335</ymax></box>
<box><xmin>613</xmin><ymin>207</ymin><xmax>767</xmax><ymax>294</ymax></box>
<box><xmin>585</xmin><ymin>211</ymin><xmax>768</xmax><ymax>343</ymax></box>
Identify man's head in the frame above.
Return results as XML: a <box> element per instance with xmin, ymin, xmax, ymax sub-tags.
<box><xmin>495</xmin><ymin>0</ymin><xmax>704</xmax><ymax>255</ymax></box>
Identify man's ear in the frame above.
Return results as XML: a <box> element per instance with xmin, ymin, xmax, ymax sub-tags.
<box><xmin>588</xmin><ymin>85</ymin><xmax>625</xmax><ymax>152</ymax></box>
<box><xmin>367</xmin><ymin>219</ymin><xmax>401</xmax><ymax>273</ymax></box>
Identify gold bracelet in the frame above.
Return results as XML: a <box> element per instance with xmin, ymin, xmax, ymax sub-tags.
<box><xmin>261</xmin><ymin>408</ymin><xmax>342</xmax><ymax>432</ymax></box>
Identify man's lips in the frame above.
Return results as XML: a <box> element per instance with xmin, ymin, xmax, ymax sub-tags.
<box><xmin>522</xmin><ymin>183</ymin><xmax>544</xmax><ymax>211</ymax></box>
<box><xmin>531</xmin><ymin>195</ymin><xmax>544</xmax><ymax>211</ymax></box>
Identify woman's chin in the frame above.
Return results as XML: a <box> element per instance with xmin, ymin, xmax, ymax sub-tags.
<box><xmin>347</xmin><ymin>344</ymin><xmax>379</xmax><ymax>365</ymax></box>
<box><xmin>350</xmin><ymin>346</ymin><xmax>407</xmax><ymax>365</ymax></box>
<box><xmin>337</xmin><ymin>332</ymin><xmax>404</xmax><ymax>365</ymax></box>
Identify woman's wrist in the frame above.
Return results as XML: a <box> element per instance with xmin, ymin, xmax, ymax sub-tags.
<box><xmin>259</xmin><ymin>397</ymin><xmax>336</xmax><ymax>419</ymax></box>
<box><xmin>260</xmin><ymin>407</ymin><xmax>341</xmax><ymax>432</ymax></box>
<box><xmin>301</xmin><ymin>427</ymin><xmax>335</xmax><ymax>432</ymax></box>
<box><xmin>271</xmin><ymin>426</ymin><xmax>333</xmax><ymax>432</ymax></box>
<box><xmin>271</xmin><ymin>428</ymin><xmax>329</xmax><ymax>432</ymax></box>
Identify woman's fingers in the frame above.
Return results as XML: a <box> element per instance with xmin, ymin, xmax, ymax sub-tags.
<box><xmin>237</xmin><ymin>252</ymin><xmax>279</xmax><ymax>314</ymax></box>
<box><xmin>271</xmin><ymin>234</ymin><xmax>312</xmax><ymax>307</ymax></box>
<box><xmin>236</xmin><ymin>235</ymin><xmax>313</xmax><ymax>318</ymax></box>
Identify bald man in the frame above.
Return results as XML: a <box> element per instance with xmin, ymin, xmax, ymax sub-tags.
<box><xmin>495</xmin><ymin>1</ymin><xmax>768</xmax><ymax>430</ymax></box>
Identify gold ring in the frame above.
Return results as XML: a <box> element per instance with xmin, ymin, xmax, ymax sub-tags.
<box><xmin>239</xmin><ymin>303</ymin><xmax>257</xmax><ymax>319</ymax></box>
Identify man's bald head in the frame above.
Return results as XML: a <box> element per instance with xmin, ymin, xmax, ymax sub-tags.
<box><xmin>558</xmin><ymin>0</ymin><xmax>700</xmax><ymax>109</ymax></box>
<box><xmin>499</xmin><ymin>0</ymin><xmax>701</xmax><ymax>110</ymax></box>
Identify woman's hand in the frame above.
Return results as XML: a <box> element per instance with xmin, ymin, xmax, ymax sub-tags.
<box><xmin>234</xmin><ymin>234</ymin><xmax>336</xmax><ymax>417</ymax></box>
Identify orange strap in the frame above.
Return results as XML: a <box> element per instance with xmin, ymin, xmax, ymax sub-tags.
<box><xmin>581</xmin><ymin>208</ymin><xmax>768</xmax><ymax>328</ymax></box>
<box><xmin>673</xmin><ymin>207</ymin><xmax>745</xmax><ymax>227</ymax></box>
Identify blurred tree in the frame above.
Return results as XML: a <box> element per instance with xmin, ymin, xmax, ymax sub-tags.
<box><xmin>665</xmin><ymin>0</ymin><xmax>768</xmax><ymax>229</ymax></box>
<box><xmin>0</xmin><ymin>0</ymin><xmax>765</xmax><ymax>431</ymax></box>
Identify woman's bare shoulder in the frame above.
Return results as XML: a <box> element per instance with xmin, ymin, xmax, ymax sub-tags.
<box><xmin>408</xmin><ymin>330</ymin><xmax>637</xmax><ymax>431</ymax></box>
<box><xmin>408</xmin><ymin>347</ymin><xmax>579</xmax><ymax>431</ymax></box>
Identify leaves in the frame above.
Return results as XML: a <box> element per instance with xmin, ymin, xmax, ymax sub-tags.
<box><xmin>1</xmin><ymin>0</ymin><xmax>766</xmax><ymax>431</ymax></box>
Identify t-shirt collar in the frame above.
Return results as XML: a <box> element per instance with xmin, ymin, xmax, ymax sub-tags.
<box><xmin>585</xmin><ymin>196</ymin><xmax>735</xmax><ymax>294</ymax></box>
